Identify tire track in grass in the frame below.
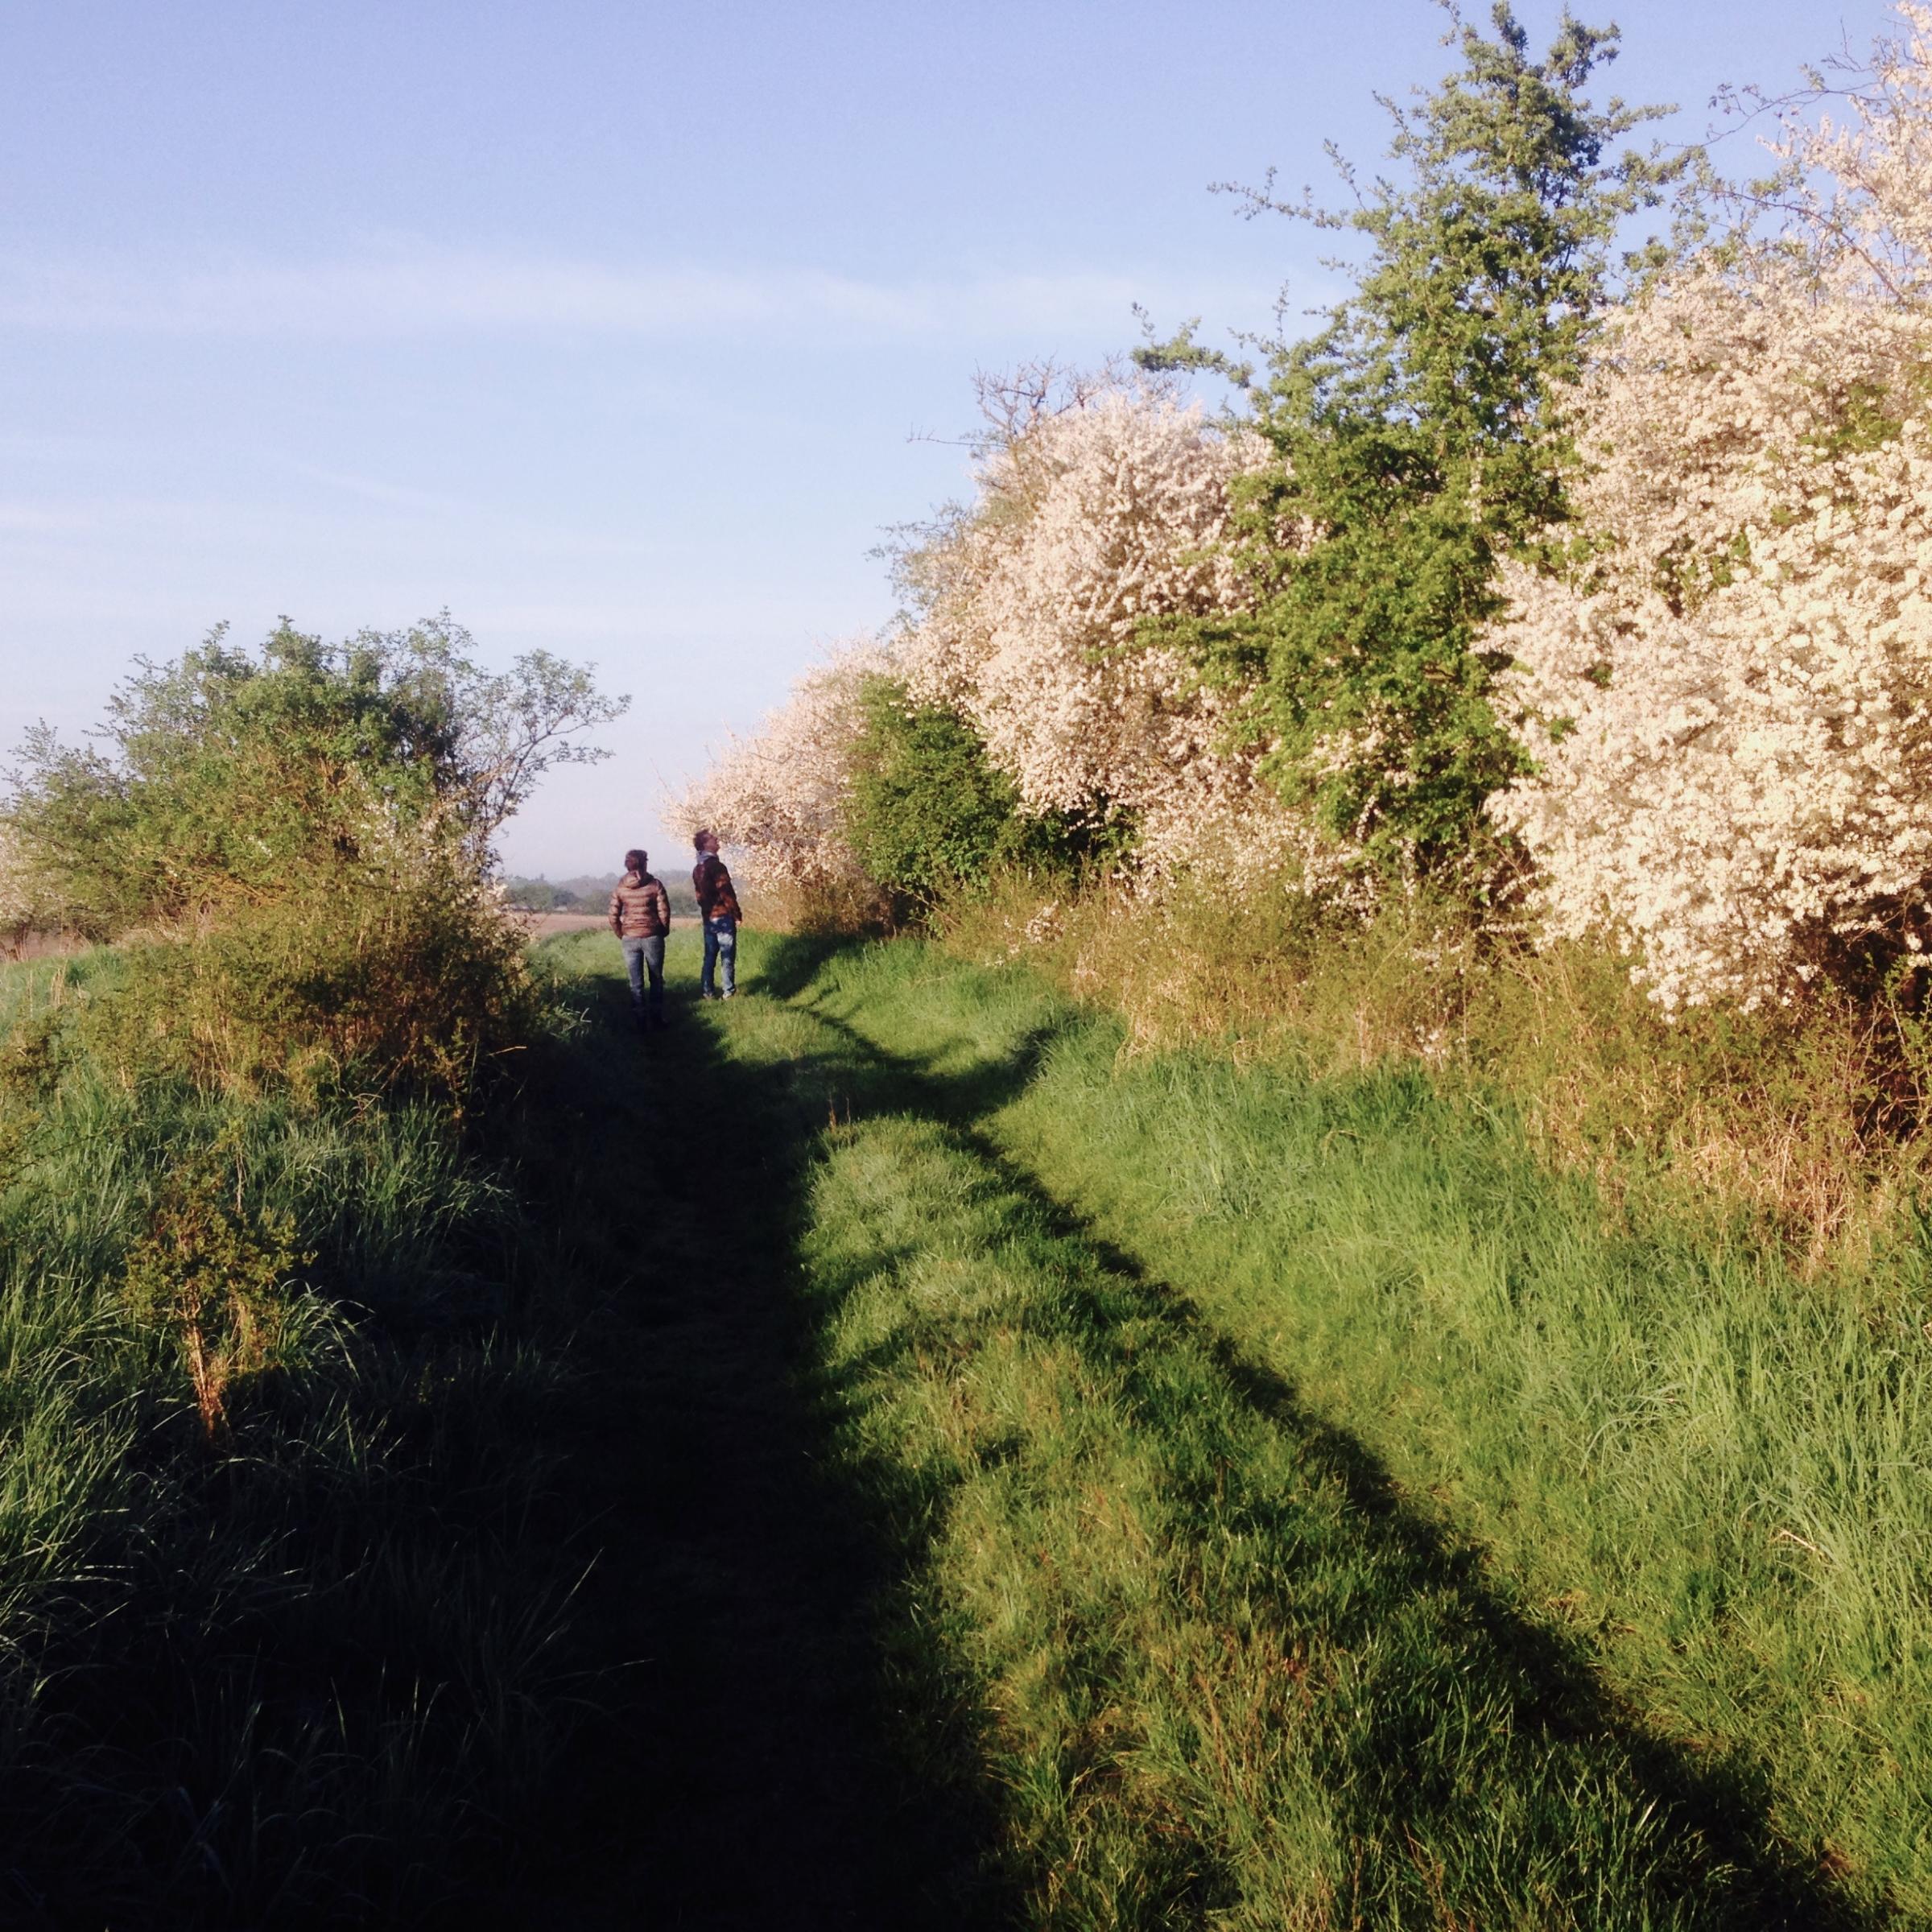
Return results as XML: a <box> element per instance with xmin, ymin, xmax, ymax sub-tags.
<box><xmin>705</xmin><ymin>936</ymin><xmax>1878</xmax><ymax>1930</ymax></box>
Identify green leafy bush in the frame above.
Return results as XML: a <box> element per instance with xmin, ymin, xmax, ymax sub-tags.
<box><xmin>75</xmin><ymin>878</ymin><xmax>540</xmax><ymax>1100</ymax></box>
<box><xmin>5</xmin><ymin>617</ymin><xmax>614</xmax><ymax>1099</ymax></box>
<box><xmin>842</xmin><ymin>675</ymin><xmax>1103</xmax><ymax>918</ymax></box>
<box><xmin>6</xmin><ymin>615</ymin><xmax>623</xmax><ymax>938</ymax></box>
<box><xmin>122</xmin><ymin>1120</ymin><xmax>311</xmax><ymax>1439</ymax></box>
<box><xmin>1143</xmin><ymin>7</ymin><xmax>1681</xmax><ymax>888</ymax></box>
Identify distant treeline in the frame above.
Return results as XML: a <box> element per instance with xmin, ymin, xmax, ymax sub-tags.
<box><xmin>506</xmin><ymin>873</ymin><xmax>700</xmax><ymax>918</ymax></box>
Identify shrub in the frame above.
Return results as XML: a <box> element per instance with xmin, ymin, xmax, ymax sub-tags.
<box><xmin>895</xmin><ymin>374</ymin><xmax>1307</xmax><ymax>886</ymax></box>
<box><xmin>76</xmin><ymin>876</ymin><xmax>540</xmax><ymax>1101</ymax></box>
<box><xmin>122</xmin><ymin>1121</ymin><xmax>311</xmax><ymax>1440</ymax></box>
<box><xmin>4</xmin><ymin>617</ymin><xmax>613</xmax><ymax>1098</ymax></box>
<box><xmin>1141</xmin><ymin>7</ymin><xmax>1678</xmax><ymax>889</ymax></box>
<box><xmin>1488</xmin><ymin>5</ymin><xmax>1932</xmax><ymax>1009</ymax></box>
<box><xmin>841</xmin><ymin>675</ymin><xmax>1084</xmax><ymax>914</ymax></box>
<box><xmin>4</xmin><ymin>614</ymin><xmax>624</xmax><ymax>938</ymax></box>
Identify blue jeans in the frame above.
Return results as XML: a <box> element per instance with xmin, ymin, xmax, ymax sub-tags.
<box><xmin>621</xmin><ymin>934</ymin><xmax>665</xmax><ymax>1022</ymax></box>
<box><xmin>700</xmin><ymin>917</ymin><xmax>737</xmax><ymax>997</ymax></box>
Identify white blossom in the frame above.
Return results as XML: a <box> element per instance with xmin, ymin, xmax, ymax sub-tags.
<box><xmin>900</xmin><ymin>382</ymin><xmax>1321</xmax><ymax>888</ymax></box>
<box><xmin>675</xmin><ymin>638</ymin><xmax>888</xmax><ymax>904</ymax></box>
<box><xmin>1488</xmin><ymin>4</ymin><xmax>1932</xmax><ymax>1010</ymax></box>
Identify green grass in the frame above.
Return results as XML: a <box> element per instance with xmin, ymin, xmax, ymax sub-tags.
<box><xmin>0</xmin><ymin>930</ymin><xmax>1003</xmax><ymax>1926</ymax></box>
<box><xmin>692</xmin><ymin>932</ymin><xmax>1932</xmax><ymax>1925</ymax></box>
<box><xmin>10</xmin><ymin>923</ymin><xmax>1932</xmax><ymax>1922</ymax></box>
<box><xmin>0</xmin><ymin>949</ymin><xmax>594</xmax><ymax>1926</ymax></box>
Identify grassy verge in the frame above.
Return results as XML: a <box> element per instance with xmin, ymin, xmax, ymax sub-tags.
<box><xmin>0</xmin><ymin>931</ymin><xmax>998</xmax><ymax>1926</ymax></box>
<box><xmin>700</xmin><ymin>933</ymin><xmax>1929</xmax><ymax>1924</ymax></box>
<box><xmin>0</xmin><ymin>945</ymin><xmax>581</xmax><ymax>1924</ymax></box>
<box><xmin>14</xmin><ymin>921</ymin><xmax>1929</xmax><ymax>1920</ymax></box>
<box><xmin>0</xmin><ymin>947</ymin><xmax>589</xmax><ymax>1926</ymax></box>
<box><xmin>951</xmin><ymin>877</ymin><xmax>1932</xmax><ymax>1269</ymax></box>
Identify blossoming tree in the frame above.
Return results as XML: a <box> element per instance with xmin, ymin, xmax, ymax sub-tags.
<box><xmin>1490</xmin><ymin>3</ymin><xmax>1932</xmax><ymax>1009</ymax></box>
<box><xmin>675</xmin><ymin>640</ymin><xmax>890</xmax><ymax>922</ymax></box>
<box><xmin>898</xmin><ymin>378</ymin><xmax>1316</xmax><ymax>887</ymax></box>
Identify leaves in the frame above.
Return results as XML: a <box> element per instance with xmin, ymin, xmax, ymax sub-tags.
<box><xmin>3</xmin><ymin>615</ymin><xmax>628</xmax><ymax>935</ymax></box>
<box><xmin>841</xmin><ymin>676</ymin><xmax>1085</xmax><ymax>912</ymax></box>
<box><xmin>123</xmin><ymin>1121</ymin><xmax>312</xmax><ymax>1440</ymax></box>
<box><xmin>1146</xmin><ymin>3</ymin><xmax>1682</xmax><ymax>886</ymax></box>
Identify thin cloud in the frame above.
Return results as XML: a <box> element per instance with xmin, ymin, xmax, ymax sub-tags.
<box><xmin>0</xmin><ymin>246</ymin><xmax>1273</xmax><ymax>345</ymax></box>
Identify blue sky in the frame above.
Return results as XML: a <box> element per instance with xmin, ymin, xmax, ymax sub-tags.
<box><xmin>1</xmin><ymin>0</ymin><xmax>1896</xmax><ymax>877</ymax></box>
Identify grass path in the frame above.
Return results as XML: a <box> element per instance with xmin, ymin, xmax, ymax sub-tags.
<box><xmin>2</xmin><ymin>927</ymin><xmax>1898</xmax><ymax>1919</ymax></box>
<box><xmin>489</xmin><ymin>930</ymin><xmax>993</xmax><ymax>1926</ymax></box>
<box><xmin>788</xmin><ymin>943</ymin><xmax>1932</xmax><ymax>1922</ymax></box>
<box><xmin>526</xmin><ymin>930</ymin><xmax>1887</xmax><ymax>1928</ymax></box>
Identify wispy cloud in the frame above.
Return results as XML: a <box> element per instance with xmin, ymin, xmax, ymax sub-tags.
<box><xmin>0</xmin><ymin>245</ymin><xmax>1264</xmax><ymax>345</ymax></box>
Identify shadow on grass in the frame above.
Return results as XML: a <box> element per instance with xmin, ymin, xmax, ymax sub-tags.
<box><xmin>775</xmin><ymin>964</ymin><xmax>1887</xmax><ymax>1930</ymax></box>
<box><xmin>743</xmin><ymin>928</ymin><xmax>855</xmax><ymax>1001</ymax></box>
<box><xmin>456</xmin><ymin>937</ymin><xmax>1015</xmax><ymax>1932</ymax></box>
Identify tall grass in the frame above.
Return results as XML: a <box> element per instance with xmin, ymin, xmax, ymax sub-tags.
<box><xmin>739</xmin><ymin>935</ymin><xmax>1932</xmax><ymax>1921</ymax></box>
<box><xmin>947</xmin><ymin>876</ymin><xmax>1932</xmax><ymax>1268</ymax></box>
<box><xmin>0</xmin><ymin>952</ymin><xmax>584</xmax><ymax>1926</ymax></box>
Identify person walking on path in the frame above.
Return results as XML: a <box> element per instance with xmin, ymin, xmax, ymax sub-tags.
<box><xmin>692</xmin><ymin>829</ymin><xmax>741</xmax><ymax>1001</ymax></box>
<box><xmin>610</xmin><ymin>848</ymin><xmax>672</xmax><ymax>1030</ymax></box>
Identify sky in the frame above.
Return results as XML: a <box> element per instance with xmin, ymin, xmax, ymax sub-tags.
<box><xmin>0</xmin><ymin>0</ymin><xmax>1899</xmax><ymax>878</ymax></box>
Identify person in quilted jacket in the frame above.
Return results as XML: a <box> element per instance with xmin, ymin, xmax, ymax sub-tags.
<box><xmin>609</xmin><ymin>848</ymin><xmax>672</xmax><ymax>1029</ymax></box>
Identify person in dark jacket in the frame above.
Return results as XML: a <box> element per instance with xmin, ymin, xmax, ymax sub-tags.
<box><xmin>609</xmin><ymin>848</ymin><xmax>672</xmax><ymax>1028</ymax></box>
<box><xmin>691</xmin><ymin>829</ymin><xmax>741</xmax><ymax>1000</ymax></box>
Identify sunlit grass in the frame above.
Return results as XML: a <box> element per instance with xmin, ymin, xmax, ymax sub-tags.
<box><xmin>740</xmin><ymin>934</ymin><xmax>1932</xmax><ymax>1922</ymax></box>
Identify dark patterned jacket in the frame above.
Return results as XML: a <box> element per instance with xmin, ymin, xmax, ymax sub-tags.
<box><xmin>609</xmin><ymin>871</ymin><xmax>671</xmax><ymax>939</ymax></box>
<box><xmin>692</xmin><ymin>853</ymin><xmax>741</xmax><ymax>923</ymax></box>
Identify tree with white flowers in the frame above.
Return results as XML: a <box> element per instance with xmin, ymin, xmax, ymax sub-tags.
<box><xmin>1490</xmin><ymin>3</ymin><xmax>1932</xmax><ymax>1010</ymax></box>
<box><xmin>899</xmin><ymin>376</ymin><xmax>1320</xmax><ymax>888</ymax></box>
<box><xmin>675</xmin><ymin>640</ymin><xmax>890</xmax><ymax>917</ymax></box>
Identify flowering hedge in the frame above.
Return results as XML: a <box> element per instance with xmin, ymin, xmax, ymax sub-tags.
<box><xmin>904</xmin><ymin>382</ymin><xmax>1340</xmax><ymax>891</ymax></box>
<box><xmin>676</xmin><ymin>640</ymin><xmax>890</xmax><ymax>916</ymax></box>
<box><xmin>687</xmin><ymin>6</ymin><xmax>1932</xmax><ymax>1013</ymax></box>
<box><xmin>1490</xmin><ymin>4</ymin><xmax>1932</xmax><ymax>1009</ymax></box>
<box><xmin>680</xmin><ymin>386</ymin><xmax>1335</xmax><ymax>923</ymax></box>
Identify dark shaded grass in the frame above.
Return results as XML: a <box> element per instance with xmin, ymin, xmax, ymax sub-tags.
<box><xmin>469</xmin><ymin>930</ymin><xmax>1010</xmax><ymax>1930</ymax></box>
<box><xmin>0</xmin><ymin>1030</ymin><xmax>583</xmax><ymax>1926</ymax></box>
<box><xmin>0</xmin><ymin>934</ymin><xmax>994</xmax><ymax>1927</ymax></box>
